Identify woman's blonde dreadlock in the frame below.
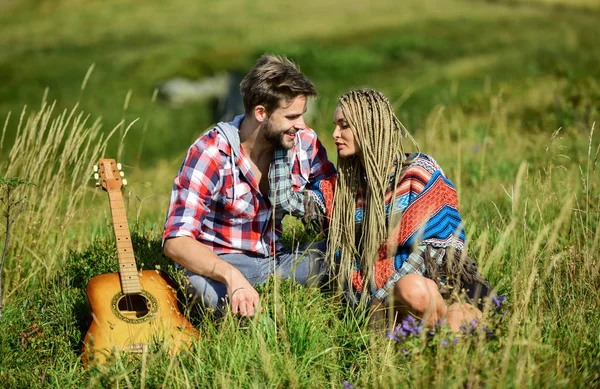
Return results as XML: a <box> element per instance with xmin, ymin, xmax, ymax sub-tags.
<box><xmin>326</xmin><ymin>89</ymin><xmax>418</xmax><ymax>305</ymax></box>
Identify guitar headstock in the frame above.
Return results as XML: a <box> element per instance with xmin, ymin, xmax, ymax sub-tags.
<box><xmin>93</xmin><ymin>158</ymin><xmax>128</xmax><ymax>192</ymax></box>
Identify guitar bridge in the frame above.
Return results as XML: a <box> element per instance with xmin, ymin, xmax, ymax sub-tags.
<box><xmin>118</xmin><ymin>343</ymin><xmax>149</xmax><ymax>354</ymax></box>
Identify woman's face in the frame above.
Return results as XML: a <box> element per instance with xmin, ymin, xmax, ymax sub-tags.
<box><xmin>332</xmin><ymin>106</ymin><xmax>361</xmax><ymax>158</ymax></box>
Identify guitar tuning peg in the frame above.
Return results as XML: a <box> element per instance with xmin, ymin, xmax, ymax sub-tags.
<box><xmin>94</xmin><ymin>173</ymin><xmax>99</xmax><ymax>180</ymax></box>
<box><xmin>122</xmin><ymin>179</ymin><xmax>128</xmax><ymax>186</ymax></box>
<box><xmin>117</xmin><ymin>163</ymin><xmax>122</xmax><ymax>170</ymax></box>
<box><xmin>120</xmin><ymin>171</ymin><xmax>125</xmax><ymax>177</ymax></box>
<box><xmin>93</xmin><ymin>165</ymin><xmax>99</xmax><ymax>172</ymax></box>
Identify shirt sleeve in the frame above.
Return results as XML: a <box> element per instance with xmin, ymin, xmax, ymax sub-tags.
<box><xmin>162</xmin><ymin>133</ymin><xmax>225</xmax><ymax>245</ymax></box>
<box><xmin>268</xmin><ymin>129</ymin><xmax>336</xmax><ymax>218</ymax></box>
<box><xmin>269</xmin><ymin>148</ymin><xmax>305</xmax><ymax>216</ymax></box>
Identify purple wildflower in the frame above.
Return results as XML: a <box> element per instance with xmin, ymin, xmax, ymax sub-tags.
<box><xmin>453</xmin><ymin>337</ymin><xmax>459</xmax><ymax>345</ymax></box>
<box><xmin>492</xmin><ymin>295</ymin><xmax>507</xmax><ymax>311</ymax></box>
<box><xmin>401</xmin><ymin>316</ymin><xmax>415</xmax><ymax>331</ymax></box>
<box><xmin>441</xmin><ymin>339</ymin><xmax>449</xmax><ymax>346</ymax></box>
<box><xmin>401</xmin><ymin>320</ymin><xmax>412</xmax><ymax>335</ymax></box>
<box><xmin>470</xmin><ymin>319</ymin><xmax>478</xmax><ymax>331</ymax></box>
<box><xmin>386</xmin><ymin>330</ymin><xmax>400</xmax><ymax>342</ymax></box>
<box><xmin>458</xmin><ymin>319</ymin><xmax>479</xmax><ymax>336</ymax></box>
<box><xmin>414</xmin><ymin>324</ymin><xmax>423</xmax><ymax>336</ymax></box>
<box><xmin>343</xmin><ymin>380</ymin><xmax>356</xmax><ymax>389</ymax></box>
<box><xmin>399</xmin><ymin>316</ymin><xmax>423</xmax><ymax>336</ymax></box>
<box><xmin>395</xmin><ymin>323</ymin><xmax>409</xmax><ymax>338</ymax></box>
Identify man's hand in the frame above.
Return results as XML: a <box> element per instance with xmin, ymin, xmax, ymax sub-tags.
<box><xmin>164</xmin><ymin>237</ymin><xmax>262</xmax><ymax>316</ymax></box>
<box><xmin>226</xmin><ymin>269</ymin><xmax>260</xmax><ymax>316</ymax></box>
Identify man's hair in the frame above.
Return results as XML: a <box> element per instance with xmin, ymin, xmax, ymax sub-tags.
<box><xmin>240</xmin><ymin>54</ymin><xmax>317</xmax><ymax>115</ymax></box>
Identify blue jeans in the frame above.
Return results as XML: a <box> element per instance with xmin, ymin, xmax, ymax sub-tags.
<box><xmin>184</xmin><ymin>240</ymin><xmax>327</xmax><ymax>309</ymax></box>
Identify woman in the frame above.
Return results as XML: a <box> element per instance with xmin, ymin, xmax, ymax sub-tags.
<box><xmin>308</xmin><ymin>89</ymin><xmax>491</xmax><ymax>332</ymax></box>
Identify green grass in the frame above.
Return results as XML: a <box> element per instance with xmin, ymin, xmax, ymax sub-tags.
<box><xmin>1</xmin><ymin>0</ymin><xmax>600</xmax><ymax>387</ymax></box>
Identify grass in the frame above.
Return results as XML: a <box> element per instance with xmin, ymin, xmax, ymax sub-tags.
<box><xmin>1</xmin><ymin>0</ymin><xmax>599</xmax><ymax>387</ymax></box>
<box><xmin>1</xmin><ymin>89</ymin><xmax>597</xmax><ymax>387</ymax></box>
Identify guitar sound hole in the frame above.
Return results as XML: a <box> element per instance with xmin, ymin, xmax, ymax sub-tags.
<box><xmin>117</xmin><ymin>295</ymin><xmax>151</xmax><ymax>319</ymax></box>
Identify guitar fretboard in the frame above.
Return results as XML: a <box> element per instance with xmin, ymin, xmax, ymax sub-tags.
<box><xmin>108</xmin><ymin>190</ymin><xmax>141</xmax><ymax>295</ymax></box>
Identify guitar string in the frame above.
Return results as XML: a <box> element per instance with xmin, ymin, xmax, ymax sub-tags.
<box><xmin>120</xmin><ymin>223</ymin><xmax>139</xmax><ymax>350</ymax></box>
<box><xmin>110</xmin><ymin>177</ymin><xmax>138</xmax><ymax>352</ymax></box>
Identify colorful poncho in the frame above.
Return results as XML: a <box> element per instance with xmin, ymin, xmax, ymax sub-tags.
<box><xmin>309</xmin><ymin>153</ymin><xmax>482</xmax><ymax>304</ymax></box>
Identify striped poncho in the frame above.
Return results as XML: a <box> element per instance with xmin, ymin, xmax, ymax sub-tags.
<box><xmin>309</xmin><ymin>153</ymin><xmax>483</xmax><ymax>304</ymax></box>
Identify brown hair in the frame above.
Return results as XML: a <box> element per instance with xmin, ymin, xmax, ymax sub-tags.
<box><xmin>240</xmin><ymin>54</ymin><xmax>317</xmax><ymax>115</ymax></box>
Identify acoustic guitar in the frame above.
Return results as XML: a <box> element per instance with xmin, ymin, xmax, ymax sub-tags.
<box><xmin>82</xmin><ymin>158</ymin><xmax>199</xmax><ymax>367</ymax></box>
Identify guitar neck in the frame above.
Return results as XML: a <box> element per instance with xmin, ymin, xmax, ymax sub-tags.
<box><xmin>107</xmin><ymin>190</ymin><xmax>141</xmax><ymax>295</ymax></box>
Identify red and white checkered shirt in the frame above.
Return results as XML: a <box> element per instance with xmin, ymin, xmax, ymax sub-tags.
<box><xmin>163</xmin><ymin>115</ymin><xmax>335</xmax><ymax>257</ymax></box>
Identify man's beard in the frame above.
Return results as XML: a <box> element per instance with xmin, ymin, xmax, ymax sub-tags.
<box><xmin>262</xmin><ymin>119</ymin><xmax>295</xmax><ymax>150</ymax></box>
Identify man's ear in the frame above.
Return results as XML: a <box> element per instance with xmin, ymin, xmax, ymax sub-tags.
<box><xmin>253</xmin><ymin>105</ymin><xmax>268</xmax><ymax>123</ymax></box>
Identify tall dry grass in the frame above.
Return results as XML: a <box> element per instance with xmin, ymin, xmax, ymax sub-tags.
<box><xmin>0</xmin><ymin>92</ymin><xmax>137</xmax><ymax>296</ymax></box>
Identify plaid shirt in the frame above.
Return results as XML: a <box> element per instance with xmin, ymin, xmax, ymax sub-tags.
<box><xmin>163</xmin><ymin>115</ymin><xmax>335</xmax><ymax>257</ymax></box>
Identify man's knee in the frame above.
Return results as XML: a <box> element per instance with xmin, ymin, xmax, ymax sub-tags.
<box><xmin>282</xmin><ymin>240</ymin><xmax>327</xmax><ymax>285</ymax></box>
<box><xmin>186</xmin><ymin>272</ymin><xmax>227</xmax><ymax>310</ymax></box>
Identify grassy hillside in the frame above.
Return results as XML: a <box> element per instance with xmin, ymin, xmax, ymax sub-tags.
<box><xmin>0</xmin><ymin>0</ymin><xmax>599</xmax><ymax>387</ymax></box>
<box><xmin>1</xmin><ymin>0</ymin><xmax>599</xmax><ymax>162</ymax></box>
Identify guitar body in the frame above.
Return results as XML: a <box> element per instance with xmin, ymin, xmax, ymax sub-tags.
<box><xmin>82</xmin><ymin>270</ymin><xmax>199</xmax><ymax>367</ymax></box>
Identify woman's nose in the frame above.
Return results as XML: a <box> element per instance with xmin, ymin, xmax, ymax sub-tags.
<box><xmin>332</xmin><ymin>127</ymin><xmax>340</xmax><ymax>139</ymax></box>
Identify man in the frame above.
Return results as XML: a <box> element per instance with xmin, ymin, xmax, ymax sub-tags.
<box><xmin>163</xmin><ymin>54</ymin><xmax>335</xmax><ymax>317</ymax></box>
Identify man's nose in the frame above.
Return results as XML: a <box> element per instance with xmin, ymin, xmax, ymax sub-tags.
<box><xmin>295</xmin><ymin>116</ymin><xmax>306</xmax><ymax>129</ymax></box>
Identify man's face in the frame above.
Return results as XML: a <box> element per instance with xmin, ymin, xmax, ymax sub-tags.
<box><xmin>262</xmin><ymin>95</ymin><xmax>308</xmax><ymax>150</ymax></box>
